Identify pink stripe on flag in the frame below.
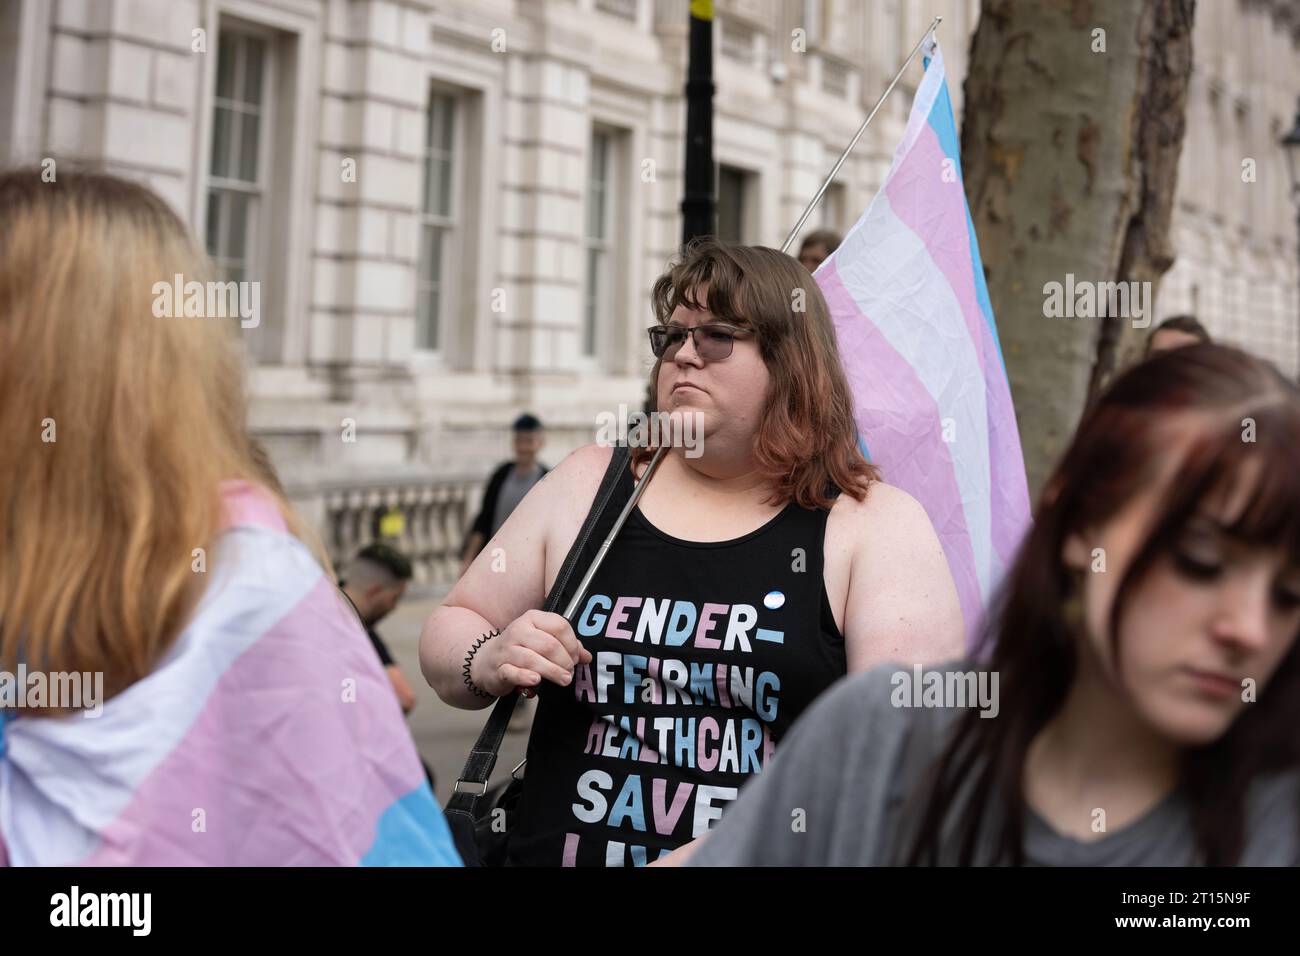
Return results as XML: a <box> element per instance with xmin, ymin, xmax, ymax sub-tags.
<box><xmin>884</xmin><ymin>126</ymin><xmax>988</xmax><ymax>376</ymax></box>
<box><xmin>884</xmin><ymin>125</ymin><xmax>1030</xmax><ymax>572</ymax></box>
<box><xmin>818</xmin><ymin>259</ymin><xmax>982</xmax><ymax>634</ymax></box>
<box><xmin>219</xmin><ymin>480</ymin><xmax>288</xmax><ymax>533</ymax></box>
<box><xmin>82</xmin><ymin>576</ymin><xmax>423</xmax><ymax>866</ymax></box>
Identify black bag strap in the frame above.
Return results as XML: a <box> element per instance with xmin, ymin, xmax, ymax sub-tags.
<box><xmin>445</xmin><ymin>443</ymin><xmax>632</xmax><ymax>819</ymax></box>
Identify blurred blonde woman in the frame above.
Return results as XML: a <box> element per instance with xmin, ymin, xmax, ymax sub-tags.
<box><xmin>0</xmin><ymin>169</ymin><xmax>458</xmax><ymax>866</ymax></box>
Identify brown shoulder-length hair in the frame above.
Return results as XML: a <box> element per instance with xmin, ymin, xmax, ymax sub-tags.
<box><xmin>639</xmin><ymin>237</ymin><xmax>877</xmax><ymax>510</ymax></box>
<box><xmin>903</xmin><ymin>343</ymin><xmax>1300</xmax><ymax>866</ymax></box>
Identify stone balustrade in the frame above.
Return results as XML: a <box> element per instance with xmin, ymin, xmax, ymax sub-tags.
<box><xmin>319</xmin><ymin>473</ymin><xmax>483</xmax><ymax>591</ymax></box>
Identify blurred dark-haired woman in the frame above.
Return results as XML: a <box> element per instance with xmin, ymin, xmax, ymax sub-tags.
<box><xmin>682</xmin><ymin>343</ymin><xmax>1300</xmax><ymax>866</ymax></box>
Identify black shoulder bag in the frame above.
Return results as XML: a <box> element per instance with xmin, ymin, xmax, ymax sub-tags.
<box><xmin>444</xmin><ymin>443</ymin><xmax>632</xmax><ymax>866</ymax></box>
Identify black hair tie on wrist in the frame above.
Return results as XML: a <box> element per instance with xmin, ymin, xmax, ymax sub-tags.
<box><xmin>463</xmin><ymin>628</ymin><xmax>501</xmax><ymax>700</ymax></box>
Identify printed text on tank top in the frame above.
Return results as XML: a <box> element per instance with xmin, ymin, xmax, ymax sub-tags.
<box><xmin>544</xmin><ymin>451</ymin><xmax>854</xmax><ymax>636</ymax></box>
<box><xmin>507</xmin><ymin>448</ymin><xmax>847</xmax><ymax>866</ymax></box>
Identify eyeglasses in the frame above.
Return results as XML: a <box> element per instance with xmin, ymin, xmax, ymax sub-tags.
<box><xmin>647</xmin><ymin>323</ymin><xmax>752</xmax><ymax>362</ymax></box>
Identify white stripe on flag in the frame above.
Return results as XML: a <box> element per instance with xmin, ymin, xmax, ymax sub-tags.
<box><xmin>1</xmin><ymin>526</ymin><xmax>322</xmax><ymax>863</ymax></box>
<box><xmin>835</xmin><ymin>191</ymin><xmax>994</xmax><ymax>602</ymax></box>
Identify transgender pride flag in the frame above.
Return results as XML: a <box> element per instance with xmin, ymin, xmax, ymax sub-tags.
<box><xmin>814</xmin><ymin>39</ymin><xmax>1030</xmax><ymax>645</ymax></box>
<box><xmin>0</xmin><ymin>482</ymin><xmax>460</xmax><ymax>866</ymax></box>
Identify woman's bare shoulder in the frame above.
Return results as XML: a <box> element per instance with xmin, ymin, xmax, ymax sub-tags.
<box><xmin>535</xmin><ymin>442</ymin><xmax>619</xmax><ymax>552</ymax></box>
<box><xmin>827</xmin><ymin>479</ymin><xmax>932</xmax><ymax>533</ymax></box>
<box><xmin>542</xmin><ymin>442</ymin><xmax>616</xmax><ymax>503</ymax></box>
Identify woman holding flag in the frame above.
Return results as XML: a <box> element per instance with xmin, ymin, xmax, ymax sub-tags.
<box><xmin>420</xmin><ymin>237</ymin><xmax>963</xmax><ymax>866</ymax></box>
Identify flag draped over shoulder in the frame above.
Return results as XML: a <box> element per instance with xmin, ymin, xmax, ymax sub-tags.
<box><xmin>0</xmin><ymin>482</ymin><xmax>461</xmax><ymax>867</ymax></box>
<box><xmin>814</xmin><ymin>39</ymin><xmax>1031</xmax><ymax>645</ymax></box>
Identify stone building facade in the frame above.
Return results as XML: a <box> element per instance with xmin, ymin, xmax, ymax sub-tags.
<box><xmin>1160</xmin><ymin>0</ymin><xmax>1300</xmax><ymax>368</ymax></box>
<box><xmin>2</xmin><ymin>0</ymin><xmax>1297</xmax><ymax>585</ymax></box>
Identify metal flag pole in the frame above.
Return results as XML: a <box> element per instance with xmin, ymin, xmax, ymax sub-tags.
<box><xmin>560</xmin><ymin>15</ymin><xmax>943</xmax><ymax>625</ymax></box>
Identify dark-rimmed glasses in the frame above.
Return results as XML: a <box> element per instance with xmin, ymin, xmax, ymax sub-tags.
<box><xmin>647</xmin><ymin>323</ymin><xmax>752</xmax><ymax>362</ymax></box>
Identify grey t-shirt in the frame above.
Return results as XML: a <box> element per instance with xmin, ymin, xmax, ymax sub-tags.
<box><xmin>689</xmin><ymin>662</ymin><xmax>1300</xmax><ymax>867</ymax></box>
<box><xmin>490</xmin><ymin>463</ymin><xmax>545</xmax><ymax>537</ymax></box>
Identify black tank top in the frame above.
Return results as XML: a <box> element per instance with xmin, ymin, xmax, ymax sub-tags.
<box><xmin>507</xmin><ymin>456</ymin><xmax>846</xmax><ymax>866</ymax></box>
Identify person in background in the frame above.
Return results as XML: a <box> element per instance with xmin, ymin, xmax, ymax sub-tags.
<box><xmin>1147</xmin><ymin>314</ymin><xmax>1211</xmax><ymax>356</ymax></box>
<box><xmin>458</xmin><ymin>414</ymin><xmax>549</xmax><ymax>578</ymax></box>
<box><xmin>796</xmin><ymin>228</ymin><xmax>842</xmax><ymax>273</ymax></box>
<box><xmin>678</xmin><ymin>343</ymin><xmax>1300</xmax><ymax>867</ymax></box>
<box><xmin>340</xmin><ymin>543</ymin><xmax>419</xmax><ymax>714</ymax></box>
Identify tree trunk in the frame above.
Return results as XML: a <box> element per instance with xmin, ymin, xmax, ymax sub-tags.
<box><xmin>960</xmin><ymin>0</ymin><xmax>1196</xmax><ymax>497</ymax></box>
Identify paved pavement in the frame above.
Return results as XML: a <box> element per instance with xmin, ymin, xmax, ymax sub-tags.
<box><xmin>376</xmin><ymin>593</ymin><xmax>533</xmax><ymax>806</ymax></box>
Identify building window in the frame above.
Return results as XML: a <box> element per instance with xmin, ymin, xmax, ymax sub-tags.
<box><xmin>206</xmin><ymin>32</ymin><xmax>268</xmax><ymax>283</ymax></box>
<box><xmin>417</xmin><ymin>90</ymin><xmax>458</xmax><ymax>352</ymax></box>
<box><xmin>716</xmin><ymin>164</ymin><xmax>749</xmax><ymax>241</ymax></box>
<box><xmin>822</xmin><ymin>57</ymin><xmax>848</xmax><ymax>97</ymax></box>
<box><xmin>720</xmin><ymin>18</ymin><xmax>757</xmax><ymax>66</ymax></box>
<box><xmin>878</xmin><ymin>0</ymin><xmax>900</xmax><ymax>80</ymax></box>
<box><xmin>823</xmin><ymin>181</ymin><xmax>847</xmax><ymax>232</ymax></box>
<box><xmin>802</xmin><ymin>0</ymin><xmax>823</xmax><ymax>44</ymax></box>
<box><xmin>584</xmin><ymin>129</ymin><xmax>615</xmax><ymax>358</ymax></box>
<box><xmin>595</xmin><ymin>0</ymin><xmax>638</xmax><ymax>20</ymax></box>
<box><xmin>0</xmin><ymin>0</ymin><xmax>27</xmax><ymax>165</ymax></box>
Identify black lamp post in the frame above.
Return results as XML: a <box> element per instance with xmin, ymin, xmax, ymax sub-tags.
<box><xmin>681</xmin><ymin>0</ymin><xmax>715</xmax><ymax>245</ymax></box>
<box><xmin>1282</xmin><ymin>102</ymin><xmax>1300</xmax><ymax>380</ymax></box>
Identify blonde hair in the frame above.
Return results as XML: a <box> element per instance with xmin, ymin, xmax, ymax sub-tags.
<box><xmin>0</xmin><ymin>168</ymin><xmax>325</xmax><ymax>706</ymax></box>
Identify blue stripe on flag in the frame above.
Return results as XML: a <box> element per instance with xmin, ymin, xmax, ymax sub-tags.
<box><xmin>361</xmin><ymin>781</ymin><xmax>463</xmax><ymax>867</ymax></box>
<box><xmin>924</xmin><ymin>78</ymin><xmax>1006</xmax><ymax>371</ymax></box>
